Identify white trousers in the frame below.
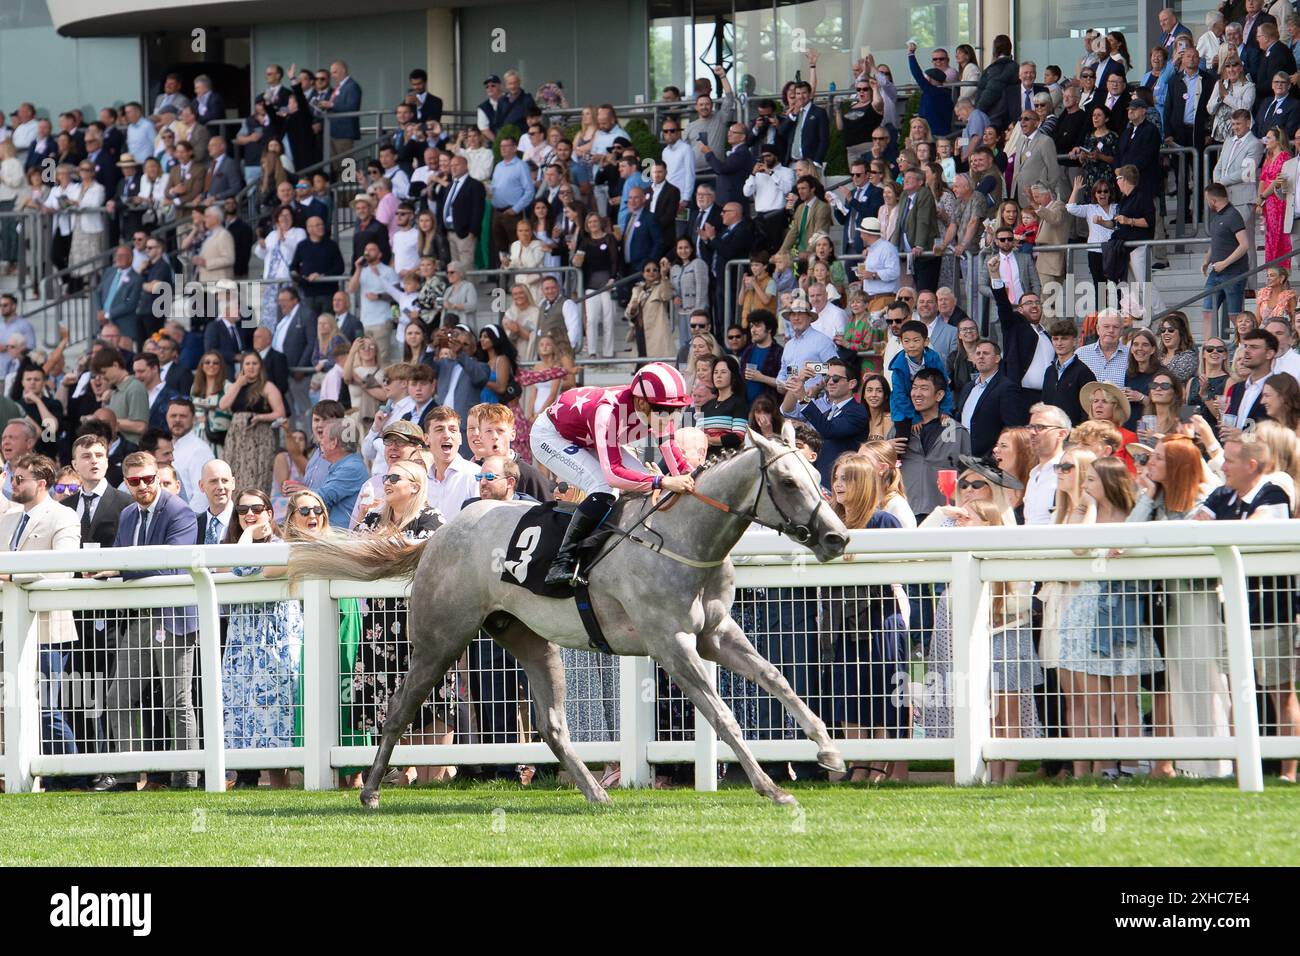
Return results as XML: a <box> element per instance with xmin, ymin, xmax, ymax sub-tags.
<box><xmin>529</xmin><ymin>414</ymin><xmax>640</xmax><ymax>496</ymax></box>
<box><xmin>584</xmin><ymin>289</ymin><xmax>615</xmax><ymax>358</ymax></box>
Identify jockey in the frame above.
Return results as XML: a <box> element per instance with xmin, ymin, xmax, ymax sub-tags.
<box><xmin>531</xmin><ymin>361</ymin><xmax>697</xmax><ymax>585</ymax></box>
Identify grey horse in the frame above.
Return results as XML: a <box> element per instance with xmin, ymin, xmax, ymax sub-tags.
<box><xmin>289</xmin><ymin>428</ymin><xmax>850</xmax><ymax>809</ymax></box>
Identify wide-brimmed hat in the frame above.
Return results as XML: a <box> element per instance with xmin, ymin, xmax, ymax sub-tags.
<box><xmin>857</xmin><ymin>216</ymin><xmax>882</xmax><ymax>236</ymax></box>
<box><xmin>1079</xmin><ymin>380</ymin><xmax>1131</xmax><ymax>425</ymax></box>
<box><xmin>381</xmin><ymin>420</ymin><xmax>428</xmax><ymax>446</ymax></box>
<box><xmin>781</xmin><ymin>289</ymin><xmax>816</xmax><ymax>318</ymax></box>
<box><xmin>1125</xmin><ymin>441</ymin><xmax>1155</xmax><ymax>461</ymax></box>
<box><xmin>115</xmin><ymin>153</ymin><xmax>139</xmax><ymax>168</ymax></box>
<box><xmin>958</xmin><ymin>455</ymin><xmax>1024</xmax><ymax>491</ymax></box>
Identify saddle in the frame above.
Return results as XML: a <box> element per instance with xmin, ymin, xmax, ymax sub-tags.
<box><xmin>498</xmin><ymin>502</ymin><xmax>622</xmax><ymax>653</ymax></box>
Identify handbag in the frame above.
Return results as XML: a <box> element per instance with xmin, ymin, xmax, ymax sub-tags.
<box><xmin>1100</xmin><ymin>233</ymin><xmax>1130</xmax><ymax>282</ymax></box>
<box><xmin>205</xmin><ymin>407</ymin><xmax>232</xmax><ymax>444</ymax></box>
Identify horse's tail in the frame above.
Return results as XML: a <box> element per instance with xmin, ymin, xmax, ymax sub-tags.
<box><xmin>287</xmin><ymin>534</ymin><xmax>429</xmax><ymax>590</ymax></box>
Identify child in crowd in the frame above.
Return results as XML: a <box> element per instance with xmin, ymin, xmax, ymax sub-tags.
<box><xmin>887</xmin><ymin>318</ymin><xmax>953</xmax><ymax>431</ymax></box>
<box><xmin>1014</xmin><ymin>207</ymin><xmax>1039</xmax><ymax>253</ymax></box>
<box><xmin>935</xmin><ymin>137</ymin><xmax>957</xmax><ymax>185</ymax></box>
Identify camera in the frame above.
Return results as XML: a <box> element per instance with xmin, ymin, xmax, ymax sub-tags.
<box><xmin>806</xmin><ymin>362</ymin><xmax>829</xmax><ymax>375</ymax></box>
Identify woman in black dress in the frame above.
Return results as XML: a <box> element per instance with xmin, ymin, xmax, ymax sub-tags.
<box><xmin>218</xmin><ymin>350</ymin><xmax>286</xmax><ymax>494</ymax></box>
<box><xmin>351</xmin><ymin>459</ymin><xmax>449</xmax><ymax>785</ymax></box>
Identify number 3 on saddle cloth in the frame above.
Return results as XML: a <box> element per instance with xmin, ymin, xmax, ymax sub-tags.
<box><xmin>498</xmin><ymin>502</ymin><xmax>622</xmax><ymax>653</ymax></box>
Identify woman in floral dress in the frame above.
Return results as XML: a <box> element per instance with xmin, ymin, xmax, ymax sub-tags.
<box><xmin>222</xmin><ymin>489</ymin><xmax>302</xmax><ymax>789</ymax></box>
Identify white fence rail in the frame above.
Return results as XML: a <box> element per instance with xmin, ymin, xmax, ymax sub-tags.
<box><xmin>2</xmin><ymin>522</ymin><xmax>1298</xmax><ymax>795</ymax></box>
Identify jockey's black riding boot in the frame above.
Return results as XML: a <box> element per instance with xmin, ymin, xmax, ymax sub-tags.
<box><xmin>545</xmin><ymin>492</ymin><xmax>615</xmax><ymax>586</ymax></box>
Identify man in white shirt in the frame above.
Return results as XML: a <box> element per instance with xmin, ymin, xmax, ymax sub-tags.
<box><xmin>1230</xmin><ymin>328</ymin><xmax>1277</xmax><ymax>424</ymax></box>
<box><xmin>378</xmin><ymin>144</ymin><xmax>411</xmax><ymax>200</ymax></box>
<box><xmin>743</xmin><ymin>146</ymin><xmax>795</xmax><ymax>212</ymax></box>
<box><xmin>9</xmin><ymin>102</ymin><xmax>38</xmax><ymax>162</ymax></box>
<box><xmin>1076</xmin><ymin>310</ymin><xmax>1130</xmax><ymax>385</ymax></box>
<box><xmin>1024</xmin><ymin>403</ymin><xmax>1069</xmax><ymax>525</ymax></box>
<box><xmin>807</xmin><ymin>283</ymin><xmax>848</xmax><ymax>340</ymax></box>
<box><xmin>424</xmin><ymin>408</ymin><xmax>479</xmax><ymax>517</ymax></box>
<box><xmin>658</xmin><ymin>117</ymin><xmax>695</xmax><ymax>218</ymax></box>
<box><xmin>390</xmin><ymin>202</ymin><xmax>420</xmax><ymax>278</ymax></box>
<box><xmin>348</xmin><ymin>240</ymin><xmax>400</xmax><ymax>350</ymax></box>
<box><xmin>362</xmin><ymin>370</ymin><xmax>415</xmax><ymax>469</ymax></box>
<box><xmin>855</xmin><ymin>217</ymin><xmax>901</xmax><ymax>309</ymax></box>
<box><xmin>166</xmin><ymin>399</ymin><xmax>213</xmax><ymax>511</ymax></box>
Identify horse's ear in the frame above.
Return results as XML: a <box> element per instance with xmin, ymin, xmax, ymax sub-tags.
<box><xmin>779</xmin><ymin>420</ymin><xmax>797</xmax><ymax>449</ymax></box>
<box><xmin>748</xmin><ymin>427</ymin><xmax>774</xmax><ymax>454</ymax></box>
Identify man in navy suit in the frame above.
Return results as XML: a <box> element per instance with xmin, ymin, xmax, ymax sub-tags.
<box><xmin>24</xmin><ymin>117</ymin><xmax>56</xmax><ymax>172</ymax></box>
<box><xmin>1253</xmin><ymin>22</ymin><xmax>1297</xmax><ymax>93</ymax></box>
<box><xmin>1001</xmin><ymin>63</ymin><xmax>1049</xmax><ymax>134</ymax></box>
<box><xmin>1164</xmin><ymin>49</ymin><xmax>1216</xmax><ymax>152</ymax></box>
<box><xmin>700</xmin><ymin>122</ymin><xmax>752</xmax><ymax>206</ymax></box>
<box><xmin>203</xmin><ymin>296</ymin><xmax>248</xmax><ymax>379</ymax></box>
<box><xmin>689</xmin><ymin>184</ymin><xmax>724</xmax><ymax>261</ymax></box>
<box><xmin>320</xmin><ymin>59</ymin><xmax>363</xmax><ymax>160</ymax></box>
<box><xmin>778</xmin><ymin>355</ymin><xmax>869</xmax><ymax>488</ymax></box>
<box><xmin>132</xmin><ymin>353</ymin><xmax>182</xmax><ymax>432</ymax></box>
<box><xmin>831</xmin><ymin>158</ymin><xmax>880</xmax><ymax>255</ymax></box>
<box><xmin>192</xmin><ymin>75</ymin><xmax>226</xmax><ymax>134</ymax></box>
<box><xmin>782</xmin><ymin>81</ymin><xmax>829</xmax><ymax>168</ymax></box>
<box><xmin>1254</xmin><ymin>70</ymin><xmax>1300</xmax><ymax>138</ymax></box>
<box><xmin>986</xmin><ymin>263</ymin><xmax>1049</xmax><ymax>418</ymax></box>
<box><xmin>93</xmin><ymin>245</ymin><xmax>145</xmax><ymax>347</ymax></box>
<box><xmin>96</xmin><ymin>450</ymin><xmax>200</xmax><ymax>791</ymax></box>
<box><xmin>406</xmin><ymin>69</ymin><xmax>443</xmax><ymax>123</ymax></box>
<box><xmin>619</xmin><ymin>186</ymin><xmax>661</xmax><ymax>279</ymax></box>
<box><xmin>957</xmin><ymin>341</ymin><xmax>1023</xmax><ymax>457</ymax></box>
<box><xmin>1114</xmin><ymin>101</ymin><xmax>1163</xmax><ymax>204</ymax></box>
<box><xmin>700</xmin><ymin>201</ymin><xmax>753</xmax><ymax>334</ymax></box>
<box><xmin>1224</xmin><ymin>328</ymin><xmax>1277</xmax><ymax>425</ymax></box>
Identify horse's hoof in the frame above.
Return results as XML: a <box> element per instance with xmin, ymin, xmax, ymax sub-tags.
<box><xmin>588</xmin><ymin>788</ymin><xmax>613</xmax><ymax>806</ymax></box>
<box><xmin>817</xmin><ymin>749</ymin><xmax>846</xmax><ymax>774</ymax></box>
<box><xmin>360</xmin><ymin>789</ymin><xmax>379</xmax><ymax>810</ymax></box>
<box><xmin>771</xmin><ymin>788</ymin><xmax>798</xmax><ymax>807</ymax></box>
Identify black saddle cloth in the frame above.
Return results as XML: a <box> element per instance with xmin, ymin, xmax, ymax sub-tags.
<box><xmin>498</xmin><ymin>501</ymin><xmax>620</xmax><ymax>599</ymax></box>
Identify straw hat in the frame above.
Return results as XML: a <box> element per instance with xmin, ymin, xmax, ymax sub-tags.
<box><xmin>1079</xmin><ymin>380</ymin><xmax>1131</xmax><ymax>425</ymax></box>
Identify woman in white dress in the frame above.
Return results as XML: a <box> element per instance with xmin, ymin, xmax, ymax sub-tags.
<box><xmin>1127</xmin><ymin>435</ymin><xmax>1231</xmax><ymax>779</ymax></box>
<box><xmin>507</xmin><ymin>218</ymin><xmax>546</xmax><ymax>305</ymax></box>
<box><xmin>258</xmin><ymin>204</ymin><xmax>306</xmax><ymax>324</ymax></box>
<box><xmin>67</xmin><ymin>160</ymin><xmax>107</xmax><ymax>280</ymax></box>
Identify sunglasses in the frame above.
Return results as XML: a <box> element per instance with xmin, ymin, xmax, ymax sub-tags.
<box><xmin>236</xmin><ymin>503</ymin><xmax>267</xmax><ymax>516</ymax></box>
<box><xmin>690</xmin><ymin>323</ymin><xmax>709</xmax><ymax>330</ymax></box>
<box><xmin>53</xmin><ymin>483</ymin><xmax>80</xmax><ymax>495</ymax></box>
<box><xmin>1158</xmin><ymin>326</ymin><xmax>1177</xmax><ymax>333</ymax></box>
<box><xmin>475</xmin><ymin>473</ymin><xmax>505</xmax><ymax>481</ymax></box>
<box><xmin>997</xmin><ymin>236</ymin><xmax>1016</xmax><ymax>243</ymax></box>
<box><xmin>872</xmin><ymin>135</ymin><xmax>890</xmax><ymax>141</ymax></box>
<box><xmin>1149</xmin><ymin>382</ymin><xmax>1175</xmax><ymax>391</ymax></box>
<box><xmin>957</xmin><ymin>479</ymin><xmax>989</xmax><ymax>490</ymax></box>
<box><xmin>825</xmin><ymin>375</ymin><xmax>848</xmax><ymax>384</ymax></box>
<box><xmin>663</xmin><ymin>128</ymin><xmax>680</xmax><ymax>134</ymax></box>
<box><xmin>294</xmin><ymin>505</ymin><xmax>325</xmax><ymax>517</ymax></box>
<box><xmin>382</xmin><ymin>473</ymin><xmax>411</xmax><ymax>484</ymax></box>
<box><xmin>125</xmin><ymin>474</ymin><xmax>156</xmax><ymax>486</ymax></box>
<box><xmin>887</xmin><ymin>318</ymin><xmax>906</xmax><ymax>326</ymax></box>
<box><xmin>1052</xmin><ymin>462</ymin><xmax>1076</xmax><ymax>474</ymax></box>
<box><xmin>1133</xmin><ymin>453</ymin><xmax>1151</xmax><ymax>466</ymax></box>
<box><xmin>1204</xmin><ymin>345</ymin><xmax>1227</xmax><ymax>353</ymax></box>
<box><xmin>855</xmin><ymin>86</ymin><xmax>870</xmax><ymax>92</ymax></box>
<box><xmin>1081</xmin><ymin>73</ymin><xmax>1095</xmax><ymax>79</ymax></box>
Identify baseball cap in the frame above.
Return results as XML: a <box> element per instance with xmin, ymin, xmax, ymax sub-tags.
<box><xmin>484</xmin><ymin>74</ymin><xmax>502</xmax><ymax>86</ymax></box>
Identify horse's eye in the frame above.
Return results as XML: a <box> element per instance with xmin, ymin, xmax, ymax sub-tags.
<box><xmin>782</xmin><ymin>477</ymin><xmax>798</xmax><ymax>489</ymax></box>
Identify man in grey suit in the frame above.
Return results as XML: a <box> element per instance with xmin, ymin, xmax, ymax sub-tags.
<box><xmin>434</xmin><ymin>325</ymin><xmax>490</xmax><ymax>454</ymax></box>
<box><xmin>266</xmin><ymin>286</ymin><xmax>315</xmax><ymax>427</ymax></box>
<box><xmin>196</xmin><ymin>136</ymin><xmax>242</xmax><ymax>204</ymax></box>
<box><xmin>916</xmin><ymin>288</ymin><xmax>959</xmax><ymax>361</ymax></box>
<box><xmin>1009</xmin><ymin>109</ymin><xmax>1060</xmax><ymax>208</ymax></box>
<box><xmin>892</xmin><ymin>168</ymin><xmax>941</xmax><ymax>291</ymax></box>
<box><xmin>1215</xmin><ymin>109</ymin><xmax>1266</xmax><ymax>283</ymax></box>
<box><xmin>93</xmin><ymin>244</ymin><xmax>145</xmax><ymax>347</ymax></box>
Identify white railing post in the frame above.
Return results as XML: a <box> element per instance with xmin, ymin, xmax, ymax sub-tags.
<box><xmin>189</xmin><ymin>567</ymin><xmax>226</xmax><ymax>793</ymax></box>
<box><xmin>302</xmin><ymin>579</ymin><xmax>338</xmax><ymax>791</ymax></box>
<box><xmin>2</xmin><ymin>582</ymin><xmax>38</xmax><ymax>793</ymax></box>
<box><xmin>617</xmin><ymin>654</ymin><xmax>653</xmax><ymax>787</ymax></box>
<box><xmin>694</xmin><ymin>659</ymin><xmax>718</xmax><ymax>792</ymax></box>
<box><xmin>1213</xmin><ymin>546</ymin><xmax>1264</xmax><ymax>793</ymax></box>
<box><xmin>950</xmin><ymin>552</ymin><xmax>991</xmax><ymax>785</ymax></box>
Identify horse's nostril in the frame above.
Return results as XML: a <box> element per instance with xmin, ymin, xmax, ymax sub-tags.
<box><xmin>824</xmin><ymin>532</ymin><xmax>848</xmax><ymax>551</ymax></box>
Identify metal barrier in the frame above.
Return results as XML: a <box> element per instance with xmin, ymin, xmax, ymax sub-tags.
<box><xmin>3</xmin><ymin>519</ymin><xmax>1297</xmax><ymax>795</ymax></box>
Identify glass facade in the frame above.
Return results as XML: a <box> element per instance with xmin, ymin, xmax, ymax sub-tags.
<box><xmin>649</xmin><ymin>0</ymin><xmax>972</xmax><ymax>98</ymax></box>
<box><xmin>1014</xmin><ymin>0</ymin><xmax>1146</xmax><ymax>81</ymax></box>
<box><xmin>0</xmin><ymin>0</ymin><xmax>140</xmax><ymax>111</ymax></box>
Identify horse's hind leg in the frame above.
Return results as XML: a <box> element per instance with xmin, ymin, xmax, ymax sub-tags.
<box><xmin>493</xmin><ymin>623</ymin><xmax>612</xmax><ymax>805</ymax></box>
<box><xmin>698</xmin><ymin>616</ymin><xmax>845</xmax><ymax>773</ymax></box>
<box><xmin>360</xmin><ymin>631</ymin><xmax>473</xmax><ymax>810</ymax></box>
<box><xmin>655</xmin><ymin>631</ymin><xmax>796</xmax><ymax>806</ymax></box>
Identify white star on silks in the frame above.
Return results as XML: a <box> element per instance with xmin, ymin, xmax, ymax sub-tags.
<box><xmin>570</xmin><ymin>391</ymin><xmax>591</xmax><ymax>414</ymax></box>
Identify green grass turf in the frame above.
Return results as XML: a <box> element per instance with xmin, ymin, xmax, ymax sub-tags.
<box><xmin>1</xmin><ymin>777</ymin><xmax>1295</xmax><ymax>866</ymax></box>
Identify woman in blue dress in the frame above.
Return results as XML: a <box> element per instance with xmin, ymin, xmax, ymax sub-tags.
<box><xmin>825</xmin><ymin>453</ymin><xmax>907</xmax><ymax>783</ymax></box>
<box><xmin>476</xmin><ymin>323</ymin><xmax>517</xmax><ymax>405</ymax></box>
<box><xmin>221</xmin><ymin>488</ymin><xmax>303</xmax><ymax>789</ymax></box>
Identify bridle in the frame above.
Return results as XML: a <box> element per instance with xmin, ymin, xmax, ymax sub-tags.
<box><xmin>683</xmin><ymin>446</ymin><xmax>829</xmax><ymax>544</ymax></box>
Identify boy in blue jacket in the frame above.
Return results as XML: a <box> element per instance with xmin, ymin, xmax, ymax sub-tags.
<box><xmin>888</xmin><ymin>317</ymin><xmax>953</xmax><ymax>432</ymax></box>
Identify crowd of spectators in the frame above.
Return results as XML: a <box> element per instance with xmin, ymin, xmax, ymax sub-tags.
<box><xmin>3</xmin><ymin>5</ymin><xmax>1300</xmax><ymax>789</ymax></box>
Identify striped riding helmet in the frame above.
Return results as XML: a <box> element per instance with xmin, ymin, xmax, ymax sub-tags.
<box><xmin>629</xmin><ymin>362</ymin><xmax>691</xmax><ymax>408</ymax></box>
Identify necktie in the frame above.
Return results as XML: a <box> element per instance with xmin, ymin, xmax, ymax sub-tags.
<box><xmin>9</xmin><ymin>512</ymin><xmax>29</xmax><ymax>551</ymax></box>
<box><xmin>444</xmin><ymin>177</ymin><xmax>462</xmax><ymax>226</ymax></box>
<box><xmin>625</xmin><ymin>212</ymin><xmax>637</xmax><ymax>259</ymax></box>
<box><xmin>205</xmin><ymin>513</ymin><xmax>221</xmax><ymax>545</ymax></box>
<box><xmin>1025</xmin><ymin>90</ymin><xmax>1032</xmax><ymax>112</ymax></box>
<box><xmin>81</xmin><ymin>493</ymin><xmax>97</xmax><ymax>541</ymax></box>
<box><xmin>136</xmin><ymin>508</ymin><xmax>149</xmax><ymax>547</ymax></box>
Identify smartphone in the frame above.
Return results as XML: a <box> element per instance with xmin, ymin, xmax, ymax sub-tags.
<box><xmin>860</xmin><ymin>46</ymin><xmax>872</xmax><ymax>59</ymax></box>
<box><xmin>1177</xmin><ymin>405</ymin><xmax>1197</xmax><ymax>423</ymax></box>
<box><xmin>807</xmin><ymin>362</ymin><xmax>829</xmax><ymax>375</ymax></box>
<box><xmin>378</xmin><ymin>401</ymin><xmax>393</xmax><ymax>415</ymax></box>
<box><xmin>786</xmin><ymin>365</ymin><xmax>799</xmax><ymax>377</ymax></box>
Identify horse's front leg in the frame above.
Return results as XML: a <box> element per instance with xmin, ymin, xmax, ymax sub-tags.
<box><xmin>697</xmin><ymin>615</ymin><xmax>845</xmax><ymax>774</ymax></box>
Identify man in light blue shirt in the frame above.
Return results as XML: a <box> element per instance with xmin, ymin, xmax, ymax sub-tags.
<box><xmin>591</xmin><ymin>105</ymin><xmax>630</xmax><ymax>158</ymax></box>
<box><xmin>1076</xmin><ymin>310</ymin><xmax>1130</xmax><ymax>385</ymax></box>
<box><xmin>489</xmin><ymin>135</ymin><xmax>535</xmax><ymax>263</ymax></box>
<box><xmin>615</xmin><ymin>156</ymin><xmax>648</xmax><ymax>229</ymax></box>
<box><xmin>0</xmin><ymin>294</ymin><xmax>37</xmax><ymax>354</ymax></box>
<box><xmin>776</xmin><ymin>290</ymin><xmax>838</xmax><ymax>388</ymax></box>
<box><xmin>123</xmin><ymin>102</ymin><xmax>155</xmax><ymax>164</ymax></box>
<box><xmin>313</xmin><ymin>419</ymin><xmax>370</xmax><ymax>528</ymax></box>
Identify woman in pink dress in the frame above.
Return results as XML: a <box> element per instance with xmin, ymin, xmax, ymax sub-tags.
<box><xmin>1257</xmin><ymin>126</ymin><xmax>1292</xmax><ymax>264</ymax></box>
